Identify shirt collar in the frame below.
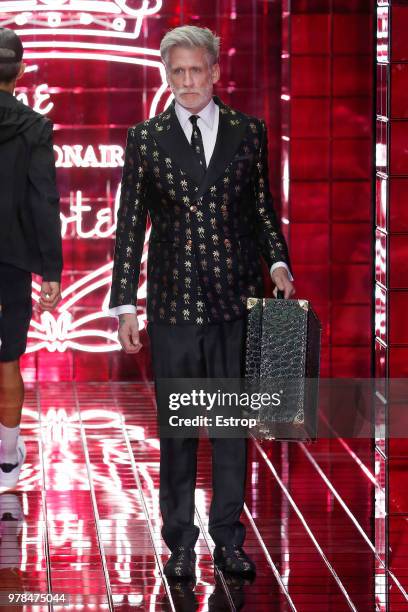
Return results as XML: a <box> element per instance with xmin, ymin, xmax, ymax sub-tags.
<box><xmin>174</xmin><ymin>97</ymin><xmax>217</xmax><ymax>130</ymax></box>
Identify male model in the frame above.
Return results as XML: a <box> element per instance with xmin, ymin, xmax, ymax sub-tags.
<box><xmin>110</xmin><ymin>25</ymin><xmax>295</xmax><ymax>578</ymax></box>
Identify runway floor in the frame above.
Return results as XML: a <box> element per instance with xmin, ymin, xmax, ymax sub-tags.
<box><xmin>0</xmin><ymin>382</ymin><xmax>403</xmax><ymax>611</ymax></box>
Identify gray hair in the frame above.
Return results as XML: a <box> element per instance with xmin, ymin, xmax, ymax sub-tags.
<box><xmin>160</xmin><ymin>25</ymin><xmax>220</xmax><ymax>67</ymax></box>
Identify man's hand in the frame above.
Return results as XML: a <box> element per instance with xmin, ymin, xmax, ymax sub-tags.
<box><xmin>118</xmin><ymin>313</ymin><xmax>142</xmax><ymax>354</ymax></box>
<box><xmin>39</xmin><ymin>281</ymin><xmax>61</xmax><ymax>311</ymax></box>
<box><xmin>271</xmin><ymin>267</ymin><xmax>295</xmax><ymax>299</ymax></box>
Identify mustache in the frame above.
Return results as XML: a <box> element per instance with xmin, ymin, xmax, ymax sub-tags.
<box><xmin>175</xmin><ymin>89</ymin><xmax>200</xmax><ymax>94</ymax></box>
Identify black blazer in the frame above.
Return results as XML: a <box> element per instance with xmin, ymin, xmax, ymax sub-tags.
<box><xmin>0</xmin><ymin>90</ymin><xmax>62</xmax><ymax>281</ymax></box>
<box><xmin>109</xmin><ymin>96</ymin><xmax>292</xmax><ymax>325</ymax></box>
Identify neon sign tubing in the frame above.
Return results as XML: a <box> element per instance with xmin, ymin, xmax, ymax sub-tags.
<box><xmin>22</xmin><ymin>51</ymin><xmax>168</xmax><ymax>116</ymax></box>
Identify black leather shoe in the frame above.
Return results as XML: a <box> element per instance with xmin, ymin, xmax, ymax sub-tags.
<box><xmin>164</xmin><ymin>545</ymin><xmax>196</xmax><ymax>579</ymax></box>
<box><xmin>213</xmin><ymin>545</ymin><xmax>256</xmax><ymax>575</ymax></box>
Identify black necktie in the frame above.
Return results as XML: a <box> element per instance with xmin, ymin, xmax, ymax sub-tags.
<box><xmin>189</xmin><ymin>115</ymin><xmax>207</xmax><ymax>172</ymax></box>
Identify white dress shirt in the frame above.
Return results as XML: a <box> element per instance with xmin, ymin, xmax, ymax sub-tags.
<box><xmin>109</xmin><ymin>99</ymin><xmax>293</xmax><ymax>316</ymax></box>
<box><xmin>174</xmin><ymin>98</ymin><xmax>219</xmax><ymax>166</ymax></box>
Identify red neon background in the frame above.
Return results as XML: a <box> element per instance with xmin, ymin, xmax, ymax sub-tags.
<box><xmin>1</xmin><ymin>1</ymin><xmax>373</xmax><ymax>383</ymax></box>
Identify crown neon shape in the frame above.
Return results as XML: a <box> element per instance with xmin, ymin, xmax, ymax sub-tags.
<box><xmin>0</xmin><ymin>0</ymin><xmax>162</xmax><ymax>39</ymax></box>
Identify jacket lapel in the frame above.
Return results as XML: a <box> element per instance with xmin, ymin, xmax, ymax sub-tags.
<box><xmin>147</xmin><ymin>96</ymin><xmax>249</xmax><ymax>200</ymax></box>
<box><xmin>194</xmin><ymin>97</ymin><xmax>249</xmax><ymax>201</ymax></box>
<box><xmin>147</xmin><ymin>100</ymin><xmax>205</xmax><ymax>186</ymax></box>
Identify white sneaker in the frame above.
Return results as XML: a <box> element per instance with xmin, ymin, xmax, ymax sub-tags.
<box><xmin>0</xmin><ymin>437</ymin><xmax>26</xmax><ymax>491</ymax></box>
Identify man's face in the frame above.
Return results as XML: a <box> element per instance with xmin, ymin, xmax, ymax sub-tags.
<box><xmin>166</xmin><ymin>46</ymin><xmax>220</xmax><ymax>113</ymax></box>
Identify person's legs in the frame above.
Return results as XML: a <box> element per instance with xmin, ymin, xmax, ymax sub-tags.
<box><xmin>202</xmin><ymin>318</ymin><xmax>249</xmax><ymax>548</ymax></box>
<box><xmin>0</xmin><ymin>263</ymin><xmax>32</xmax><ymax>469</ymax></box>
<box><xmin>0</xmin><ymin>360</ymin><xmax>24</xmax><ymax>428</ymax></box>
<box><xmin>159</xmin><ymin>436</ymin><xmax>199</xmax><ymax>549</ymax></box>
<box><xmin>208</xmin><ymin>436</ymin><xmax>248</xmax><ymax>547</ymax></box>
<box><xmin>0</xmin><ymin>361</ymin><xmax>24</xmax><ymax>465</ymax></box>
<box><xmin>149</xmin><ymin>317</ymin><xmax>249</xmax><ymax>548</ymax></box>
<box><xmin>148</xmin><ymin>323</ymin><xmax>204</xmax><ymax>551</ymax></box>
<box><xmin>202</xmin><ymin>318</ymin><xmax>255</xmax><ymax>573</ymax></box>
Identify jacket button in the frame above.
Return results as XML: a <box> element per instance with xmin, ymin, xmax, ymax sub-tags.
<box><xmin>186</xmin><ymin>239</ymin><xmax>193</xmax><ymax>246</ymax></box>
<box><xmin>190</xmin><ymin>205</ymin><xmax>197</xmax><ymax>212</ymax></box>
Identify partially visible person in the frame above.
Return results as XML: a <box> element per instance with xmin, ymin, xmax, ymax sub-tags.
<box><xmin>0</xmin><ymin>28</ymin><xmax>62</xmax><ymax>490</ymax></box>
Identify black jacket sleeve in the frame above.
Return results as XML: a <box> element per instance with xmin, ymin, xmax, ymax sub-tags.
<box><xmin>28</xmin><ymin>119</ymin><xmax>63</xmax><ymax>282</ymax></box>
<box><xmin>109</xmin><ymin>127</ymin><xmax>148</xmax><ymax>309</ymax></box>
<box><xmin>253</xmin><ymin>119</ymin><xmax>292</xmax><ymax>274</ymax></box>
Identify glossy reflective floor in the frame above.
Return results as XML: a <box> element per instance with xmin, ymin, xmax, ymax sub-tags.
<box><xmin>0</xmin><ymin>382</ymin><xmax>404</xmax><ymax>611</ymax></box>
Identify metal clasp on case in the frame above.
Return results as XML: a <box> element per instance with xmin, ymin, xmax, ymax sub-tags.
<box><xmin>247</xmin><ymin>297</ymin><xmax>259</xmax><ymax>310</ymax></box>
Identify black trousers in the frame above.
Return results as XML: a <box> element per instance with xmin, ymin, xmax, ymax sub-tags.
<box><xmin>147</xmin><ymin>318</ymin><xmax>248</xmax><ymax>551</ymax></box>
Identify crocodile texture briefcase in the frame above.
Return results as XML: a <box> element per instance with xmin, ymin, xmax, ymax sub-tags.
<box><xmin>244</xmin><ymin>292</ymin><xmax>322</xmax><ymax>441</ymax></box>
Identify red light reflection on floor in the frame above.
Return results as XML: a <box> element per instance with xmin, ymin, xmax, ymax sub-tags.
<box><xmin>0</xmin><ymin>382</ymin><xmax>403</xmax><ymax>611</ymax></box>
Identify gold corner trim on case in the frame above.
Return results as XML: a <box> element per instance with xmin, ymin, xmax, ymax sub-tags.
<box><xmin>298</xmin><ymin>299</ymin><xmax>309</xmax><ymax>311</ymax></box>
<box><xmin>294</xmin><ymin>410</ymin><xmax>305</xmax><ymax>424</ymax></box>
<box><xmin>247</xmin><ymin>297</ymin><xmax>259</xmax><ymax>310</ymax></box>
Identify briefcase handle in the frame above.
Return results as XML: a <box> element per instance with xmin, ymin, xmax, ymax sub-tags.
<box><xmin>276</xmin><ymin>290</ymin><xmax>285</xmax><ymax>299</ymax></box>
